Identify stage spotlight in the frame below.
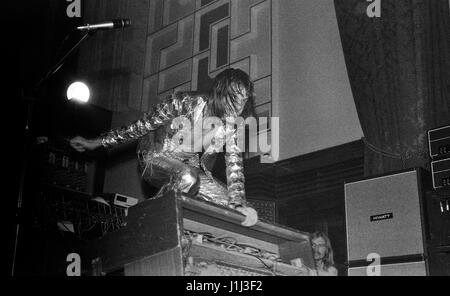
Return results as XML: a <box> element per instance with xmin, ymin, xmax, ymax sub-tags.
<box><xmin>67</xmin><ymin>81</ymin><xmax>90</xmax><ymax>103</ymax></box>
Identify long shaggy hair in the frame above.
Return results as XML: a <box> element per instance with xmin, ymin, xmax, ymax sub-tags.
<box><xmin>312</xmin><ymin>231</ymin><xmax>335</xmax><ymax>270</ymax></box>
<box><xmin>207</xmin><ymin>68</ymin><xmax>256</xmax><ymax>119</ymax></box>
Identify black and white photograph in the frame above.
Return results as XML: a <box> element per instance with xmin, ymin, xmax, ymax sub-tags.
<box><xmin>7</xmin><ymin>0</ymin><xmax>450</xmax><ymax>281</ymax></box>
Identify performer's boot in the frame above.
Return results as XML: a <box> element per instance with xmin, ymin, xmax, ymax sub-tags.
<box><xmin>172</xmin><ymin>167</ymin><xmax>200</xmax><ymax>197</ymax></box>
<box><xmin>151</xmin><ymin>167</ymin><xmax>200</xmax><ymax>199</ymax></box>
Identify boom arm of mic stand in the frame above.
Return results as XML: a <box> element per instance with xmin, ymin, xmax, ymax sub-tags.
<box><xmin>34</xmin><ymin>31</ymin><xmax>93</xmax><ymax>91</ymax></box>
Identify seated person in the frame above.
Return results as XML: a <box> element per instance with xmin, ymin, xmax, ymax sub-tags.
<box><xmin>311</xmin><ymin>231</ymin><xmax>338</xmax><ymax>276</ymax></box>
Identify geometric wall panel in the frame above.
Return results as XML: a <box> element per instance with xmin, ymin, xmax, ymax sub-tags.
<box><xmin>231</xmin><ymin>0</ymin><xmax>266</xmax><ymax>38</ymax></box>
<box><xmin>143</xmin><ymin>0</ymin><xmax>273</xmax><ymax>123</ymax></box>
<box><xmin>164</xmin><ymin>0</ymin><xmax>196</xmax><ymax>25</ymax></box>
<box><xmin>194</xmin><ymin>54</ymin><xmax>214</xmax><ymax>92</ymax></box>
<box><xmin>142</xmin><ymin>76</ymin><xmax>192</xmax><ymax>112</ymax></box>
<box><xmin>210</xmin><ymin>19</ymin><xmax>230</xmax><ymax>71</ymax></box>
<box><xmin>158</xmin><ymin>81</ymin><xmax>192</xmax><ymax>104</ymax></box>
<box><xmin>145</xmin><ymin>23</ymin><xmax>179</xmax><ymax>76</ymax></box>
<box><xmin>192</xmin><ymin>51</ymin><xmax>210</xmax><ymax>91</ymax></box>
<box><xmin>254</xmin><ymin>76</ymin><xmax>271</xmax><ymax>106</ymax></box>
<box><xmin>194</xmin><ymin>0</ymin><xmax>230</xmax><ymax>54</ymax></box>
<box><xmin>160</xmin><ymin>15</ymin><xmax>194</xmax><ymax>70</ymax></box>
<box><xmin>197</xmin><ymin>0</ymin><xmax>220</xmax><ymax>9</ymax></box>
<box><xmin>230</xmin><ymin>0</ymin><xmax>271</xmax><ymax>80</ymax></box>
<box><xmin>230</xmin><ymin>57</ymin><xmax>251</xmax><ymax>75</ymax></box>
<box><xmin>158</xmin><ymin>59</ymin><xmax>193</xmax><ymax>93</ymax></box>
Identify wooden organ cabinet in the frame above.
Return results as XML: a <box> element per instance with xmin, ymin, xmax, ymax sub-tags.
<box><xmin>77</xmin><ymin>191</ymin><xmax>315</xmax><ymax>276</ymax></box>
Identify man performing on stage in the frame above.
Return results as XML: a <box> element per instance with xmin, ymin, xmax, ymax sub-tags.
<box><xmin>70</xmin><ymin>68</ymin><xmax>258</xmax><ymax>226</ymax></box>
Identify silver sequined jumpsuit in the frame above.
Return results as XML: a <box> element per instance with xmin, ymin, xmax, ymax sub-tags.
<box><xmin>100</xmin><ymin>91</ymin><xmax>247</xmax><ymax>209</ymax></box>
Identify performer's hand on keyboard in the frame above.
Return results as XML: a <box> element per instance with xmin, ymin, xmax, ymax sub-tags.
<box><xmin>70</xmin><ymin>136</ymin><xmax>102</xmax><ymax>152</ymax></box>
<box><xmin>235</xmin><ymin>206</ymin><xmax>258</xmax><ymax>227</ymax></box>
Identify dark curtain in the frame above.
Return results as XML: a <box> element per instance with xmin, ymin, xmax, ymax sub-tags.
<box><xmin>334</xmin><ymin>0</ymin><xmax>450</xmax><ymax>176</ymax></box>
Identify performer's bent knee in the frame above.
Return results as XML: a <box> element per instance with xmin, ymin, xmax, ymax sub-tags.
<box><xmin>176</xmin><ymin>168</ymin><xmax>200</xmax><ymax>196</ymax></box>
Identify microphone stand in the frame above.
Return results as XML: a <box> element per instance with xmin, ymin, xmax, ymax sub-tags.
<box><xmin>12</xmin><ymin>31</ymin><xmax>93</xmax><ymax>276</ymax></box>
<box><xmin>35</xmin><ymin>32</ymin><xmax>92</xmax><ymax>90</ymax></box>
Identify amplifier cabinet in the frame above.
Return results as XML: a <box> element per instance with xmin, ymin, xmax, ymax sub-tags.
<box><xmin>36</xmin><ymin>138</ymin><xmax>99</xmax><ymax>194</ymax></box>
<box><xmin>345</xmin><ymin>169</ymin><xmax>450</xmax><ymax>276</ymax></box>
<box><xmin>431</xmin><ymin>158</ymin><xmax>450</xmax><ymax>190</ymax></box>
<box><xmin>345</xmin><ymin>169</ymin><xmax>428</xmax><ymax>261</ymax></box>
<box><xmin>428</xmin><ymin>125</ymin><xmax>450</xmax><ymax>159</ymax></box>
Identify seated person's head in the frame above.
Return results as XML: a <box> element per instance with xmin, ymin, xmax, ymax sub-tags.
<box><xmin>209</xmin><ymin>68</ymin><xmax>255</xmax><ymax>119</ymax></box>
<box><xmin>311</xmin><ymin>231</ymin><xmax>335</xmax><ymax>269</ymax></box>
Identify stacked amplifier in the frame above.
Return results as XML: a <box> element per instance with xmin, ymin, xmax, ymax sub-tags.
<box><xmin>36</xmin><ymin>137</ymin><xmax>96</xmax><ymax>194</ymax></box>
<box><xmin>345</xmin><ymin>168</ymin><xmax>449</xmax><ymax>276</ymax></box>
<box><xmin>345</xmin><ymin>169</ymin><xmax>431</xmax><ymax>276</ymax></box>
<box><xmin>427</xmin><ymin>125</ymin><xmax>450</xmax><ymax>276</ymax></box>
<box><xmin>344</xmin><ymin>125</ymin><xmax>450</xmax><ymax>276</ymax></box>
<box><xmin>428</xmin><ymin>125</ymin><xmax>450</xmax><ymax>190</ymax></box>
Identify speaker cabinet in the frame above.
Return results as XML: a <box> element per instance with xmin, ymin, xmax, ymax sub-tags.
<box><xmin>431</xmin><ymin>158</ymin><xmax>450</xmax><ymax>189</ymax></box>
<box><xmin>345</xmin><ymin>168</ymin><xmax>431</xmax><ymax>275</ymax></box>
<box><xmin>428</xmin><ymin>125</ymin><xmax>450</xmax><ymax>159</ymax></box>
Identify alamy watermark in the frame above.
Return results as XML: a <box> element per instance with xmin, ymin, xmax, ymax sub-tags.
<box><xmin>66</xmin><ymin>0</ymin><xmax>81</xmax><ymax>18</ymax></box>
<box><xmin>366</xmin><ymin>253</ymin><xmax>381</xmax><ymax>276</ymax></box>
<box><xmin>168</xmin><ymin>115</ymin><xmax>279</xmax><ymax>162</ymax></box>
<box><xmin>66</xmin><ymin>253</ymin><xmax>81</xmax><ymax>276</ymax></box>
<box><xmin>366</xmin><ymin>0</ymin><xmax>381</xmax><ymax>18</ymax></box>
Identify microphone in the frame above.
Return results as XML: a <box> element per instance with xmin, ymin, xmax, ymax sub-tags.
<box><xmin>76</xmin><ymin>19</ymin><xmax>131</xmax><ymax>31</ymax></box>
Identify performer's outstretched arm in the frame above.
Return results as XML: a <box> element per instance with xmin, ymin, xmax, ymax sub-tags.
<box><xmin>225</xmin><ymin>127</ymin><xmax>258</xmax><ymax>226</ymax></box>
<box><xmin>100</xmin><ymin>92</ymin><xmax>193</xmax><ymax>148</ymax></box>
<box><xmin>70</xmin><ymin>92</ymin><xmax>194</xmax><ymax>152</ymax></box>
<box><xmin>225</xmin><ymin>148</ymin><xmax>246</xmax><ymax>208</ymax></box>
